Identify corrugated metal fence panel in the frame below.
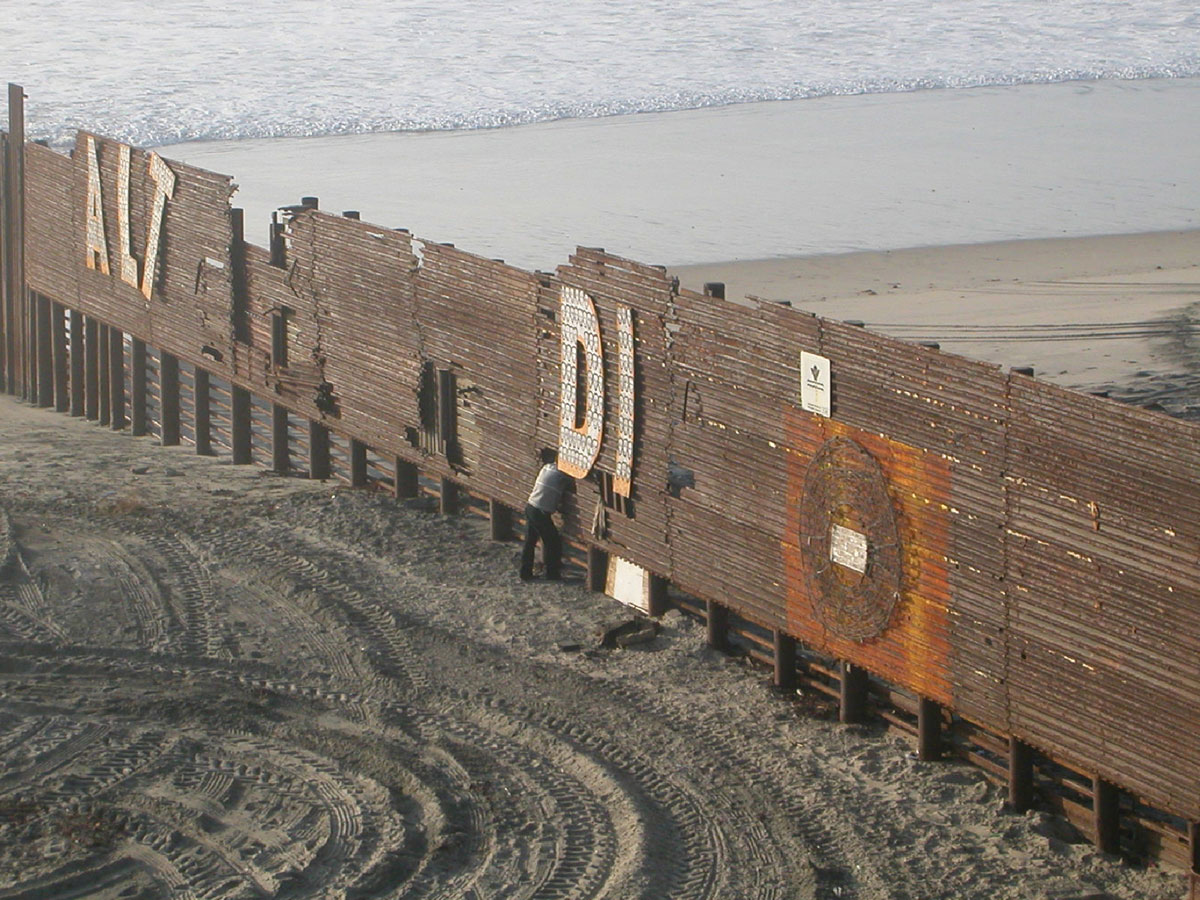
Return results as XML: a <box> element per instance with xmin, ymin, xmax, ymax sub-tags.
<box><xmin>289</xmin><ymin>213</ymin><xmax>421</xmax><ymax>458</ymax></box>
<box><xmin>58</xmin><ymin>136</ymin><xmax>236</xmax><ymax>375</ymax></box>
<box><xmin>1007</xmin><ymin>374</ymin><xmax>1200</xmax><ymax>821</ymax></box>
<box><xmin>239</xmin><ymin>241</ymin><xmax>326</xmax><ymax>412</ymax></box>
<box><xmin>24</xmin><ymin>143</ymin><xmax>78</xmax><ymax>306</ymax></box>
<box><xmin>552</xmin><ymin>249</ymin><xmax>677</xmax><ymax>577</ymax></box>
<box><xmin>818</xmin><ymin>320</ymin><xmax>1009</xmax><ymax>726</ymax></box>
<box><xmin>415</xmin><ymin>240</ymin><xmax>543</xmax><ymax>509</ymax></box>
<box><xmin>665</xmin><ymin>291</ymin><xmax>821</xmax><ymax>634</ymax></box>
<box><xmin>70</xmin><ymin>131</ymin><xmax>149</xmax><ymax>341</ymax></box>
<box><xmin>150</xmin><ymin>149</ymin><xmax>236</xmax><ymax>364</ymax></box>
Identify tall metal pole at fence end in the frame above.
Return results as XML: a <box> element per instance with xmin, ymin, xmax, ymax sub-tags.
<box><xmin>4</xmin><ymin>84</ymin><xmax>27</xmax><ymax>398</ymax></box>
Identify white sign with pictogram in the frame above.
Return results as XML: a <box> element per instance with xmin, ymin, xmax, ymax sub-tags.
<box><xmin>800</xmin><ymin>351</ymin><xmax>831</xmax><ymax>418</ymax></box>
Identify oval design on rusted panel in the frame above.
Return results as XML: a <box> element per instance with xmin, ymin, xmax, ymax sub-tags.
<box><xmin>799</xmin><ymin>437</ymin><xmax>902</xmax><ymax>641</ymax></box>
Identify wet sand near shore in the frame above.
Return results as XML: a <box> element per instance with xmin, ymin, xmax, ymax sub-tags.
<box><xmin>169</xmin><ymin>78</ymin><xmax>1200</xmax><ymax>273</ymax></box>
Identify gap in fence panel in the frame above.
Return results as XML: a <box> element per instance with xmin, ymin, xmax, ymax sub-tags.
<box><xmin>144</xmin><ymin>346</ymin><xmax>162</xmax><ymax>440</ymax></box>
<box><xmin>1123</xmin><ymin>797</ymin><xmax>1191</xmax><ymax>868</ymax></box>
<box><xmin>207</xmin><ymin>374</ymin><xmax>233</xmax><ymax>456</ymax></box>
<box><xmin>365</xmin><ymin>448</ymin><xmax>391</xmax><ymax>491</ymax></box>
<box><xmin>873</xmin><ymin>686</ymin><xmax>920</xmax><ymax>739</ymax></box>
<box><xmin>290</xmin><ymin>414</ymin><xmax>311</xmax><ymax>477</ymax></box>
<box><xmin>328</xmin><ymin>430</ymin><xmax>352</xmax><ymax>484</ymax></box>
<box><xmin>179</xmin><ymin>362</ymin><xmax>197</xmax><ymax>446</ymax></box>
<box><xmin>249</xmin><ymin>392</ymin><xmax>273</xmax><ymax>465</ymax></box>
<box><xmin>798</xmin><ymin>650</ymin><xmax>842</xmax><ymax>700</ymax></box>
<box><xmin>416</xmin><ymin>473</ymin><xmax>441</xmax><ymax>499</ymax></box>
<box><xmin>559</xmin><ymin>535</ymin><xmax>597</xmax><ymax>581</ymax></box>
<box><xmin>460</xmin><ymin>491</ymin><xmax>490</xmax><ymax>519</ymax></box>
<box><xmin>948</xmin><ymin>717</ymin><xmax>1010</xmax><ymax>784</ymax></box>
<box><xmin>723</xmin><ymin>610</ymin><xmax>774</xmax><ymax>666</ymax></box>
<box><xmin>1033</xmin><ymin>753</ymin><xmax>1100</xmax><ymax>844</ymax></box>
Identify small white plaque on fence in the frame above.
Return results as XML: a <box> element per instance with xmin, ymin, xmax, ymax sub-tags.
<box><xmin>830</xmin><ymin>524</ymin><xmax>869</xmax><ymax>574</ymax></box>
<box><xmin>800</xmin><ymin>351</ymin><xmax>831</xmax><ymax>418</ymax></box>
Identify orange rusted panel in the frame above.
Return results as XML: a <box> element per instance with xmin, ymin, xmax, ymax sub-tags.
<box><xmin>781</xmin><ymin>410</ymin><xmax>953</xmax><ymax>705</ymax></box>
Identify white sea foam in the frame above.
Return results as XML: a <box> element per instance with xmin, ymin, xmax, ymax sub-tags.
<box><xmin>4</xmin><ymin>0</ymin><xmax>1198</xmax><ymax>147</ymax></box>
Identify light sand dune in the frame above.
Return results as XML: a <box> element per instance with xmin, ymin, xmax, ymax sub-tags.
<box><xmin>673</xmin><ymin>230</ymin><xmax>1200</xmax><ymax>400</ymax></box>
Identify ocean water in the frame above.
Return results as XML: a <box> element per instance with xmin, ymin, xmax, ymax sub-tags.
<box><xmin>4</xmin><ymin>0</ymin><xmax>1198</xmax><ymax>148</ymax></box>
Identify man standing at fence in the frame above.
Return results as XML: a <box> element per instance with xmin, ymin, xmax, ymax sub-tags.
<box><xmin>520</xmin><ymin>448</ymin><xmax>573</xmax><ymax>581</ymax></box>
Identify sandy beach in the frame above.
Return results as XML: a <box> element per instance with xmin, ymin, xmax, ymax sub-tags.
<box><xmin>0</xmin><ymin>395</ymin><xmax>1188</xmax><ymax>899</ymax></box>
<box><xmin>674</xmin><ymin>230</ymin><xmax>1200</xmax><ymax>406</ymax></box>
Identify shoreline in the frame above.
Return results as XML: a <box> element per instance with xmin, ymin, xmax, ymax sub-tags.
<box><xmin>164</xmin><ymin>79</ymin><xmax>1200</xmax><ymax>404</ymax></box>
<box><xmin>168</xmin><ymin>77</ymin><xmax>1200</xmax><ymax>271</ymax></box>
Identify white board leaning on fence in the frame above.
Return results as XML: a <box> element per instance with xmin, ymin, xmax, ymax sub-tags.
<box><xmin>606</xmin><ymin>556</ymin><xmax>651</xmax><ymax>614</ymax></box>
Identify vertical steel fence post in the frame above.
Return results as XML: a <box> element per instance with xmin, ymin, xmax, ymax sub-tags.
<box><xmin>439</xmin><ymin>477</ymin><xmax>458</xmax><ymax>514</ymax></box>
<box><xmin>917</xmin><ymin>697</ymin><xmax>943</xmax><ymax>761</ymax></box>
<box><xmin>130</xmin><ymin>338</ymin><xmax>146</xmax><ymax>435</ymax></box>
<box><xmin>394</xmin><ymin>458</ymin><xmax>418</xmax><ymax>498</ymax></box>
<box><xmin>272</xmin><ymin>404</ymin><xmax>290</xmax><ymax>474</ymax></box>
<box><xmin>648</xmin><ymin>575</ymin><xmax>669</xmax><ymax>618</ymax></box>
<box><xmin>839</xmin><ymin>661</ymin><xmax>869</xmax><ymax>724</ymax></box>
<box><xmin>773</xmin><ymin>631</ymin><xmax>797</xmax><ymax>691</ymax></box>
<box><xmin>51</xmin><ymin>301</ymin><xmax>67</xmax><ymax>411</ymax></box>
<box><xmin>159</xmin><ymin>352</ymin><xmax>180</xmax><ymax>445</ymax></box>
<box><xmin>36</xmin><ymin>294</ymin><xmax>52</xmax><ymax>406</ymax></box>
<box><xmin>68</xmin><ymin>309</ymin><xmax>84</xmax><ymax>415</ymax></box>
<box><xmin>84</xmin><ymin>316</ymin><xmax>99</xmax><ymax>419</ymax></box>
<box><xmin>350</xmin><ymin>438</ymin><xmax>368</xmax><ymax>487</ymax></box>
<box><xmin>1093</xmin><ymin>777</ymin><xmax>1120</xmax><ymax>855</ymax></box>
<box><xmin>309</xmin><ymin>421</ymin><xmax>330</xmax><ymax>479</ymax></box>
<box><xmin>587</xmin><ymin>545</ymin><xmax>608</xmax><ymax>593</ymax></box>
<box><xmin>25</xmin><ymin>290</ymin><xmax>37</xmax><ymax>404</ymax></box>
<box><xmin>97</xmin><ymin>324</ymin><xmax>111</xmax><ymax>425</ymax></box>
<box><xmin>108</xmin><ymin>327</ymin><xmax>125</xmax><ymax>430</ymax></box>
<box><xmin>706</xmin><ymin>600</ymin><xmax>729</xmax><ymax>651</ymax></box>
<box><xmin>231</xmin><ymin>386</ymin><xmax>252</xmax><ymax>463</ymax></box>
<box><xmin>193</xmin><ymin>368</ymin><xmax>211</xmax><ymax>455</ymax></box>
<box><xmin>489</xmin><ymin>500</ymin><xmax>513</xmax><ymax>541</ymax></box>
<box><xmin>7</xmin><ymin>86</ymin><xmax>26</xmax><ymax>400</ymax></box>
<box><xmin>1008</xmin><ymin>737</ymin><xmax>1034</xmax><ymax>812</ymax></box>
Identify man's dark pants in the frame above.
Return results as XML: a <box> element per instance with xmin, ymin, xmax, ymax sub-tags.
<box><xmin>520</xmin><ymin>504</ymin><xmax>562</xmax><ymax>579</ymax></box>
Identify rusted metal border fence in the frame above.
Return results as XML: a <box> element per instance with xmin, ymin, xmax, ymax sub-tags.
<box><xmin>2</xmin><ymin>89</ymin><xmax>1198</xmax><ymax>891</ymax></box>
